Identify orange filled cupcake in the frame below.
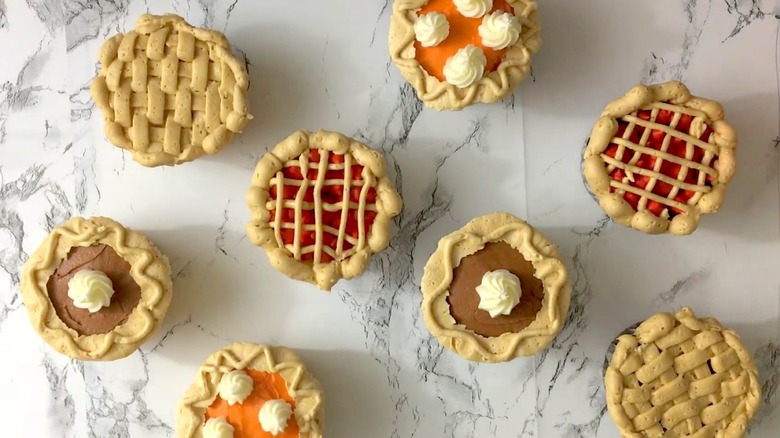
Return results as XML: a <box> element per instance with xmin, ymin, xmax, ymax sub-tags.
<box><xmin>177</xmin><ymin>342</ymin><xmax>324</xmax><ymax>438</ymax></box>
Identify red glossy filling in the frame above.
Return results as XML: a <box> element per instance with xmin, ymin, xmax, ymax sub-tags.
<box><xmin>603</xmin><ymin>107</ymin><xmax>717</xmax><ymax>218</ymax></box>
<box><xmin>269</xmin><ymin>150</ymin><xmax>378</xmax><ymax>262</ymax></box>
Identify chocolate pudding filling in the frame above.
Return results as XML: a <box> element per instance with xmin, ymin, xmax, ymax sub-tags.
<box><xmin>447</xmin><ymin>241</ymin><xmax>544</xmax><ymax>337</ymax></box>
<box><xmin>47</xmin><ymin>245</ymin><xmax>141</xmax><ymax>336</ymax></box>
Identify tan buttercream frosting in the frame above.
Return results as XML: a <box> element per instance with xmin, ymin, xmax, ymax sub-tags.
<box><xmin>420</xmin><ymin>212</ymin><xmax>570</xmax><ymax>362</ymax></box>
<box><xmin>604</xmin><ymin>307</ymin><xmax>760</xmax><ymax>438</ymax></box>
<box><xmin>20</xmin><ymin>216</ymin><xmax>173</xmax><ymax>361</ymax></box>
<box><xmin>389</xmin><ymin>0</ymin><xmax>541</xmax><ymax>110</ymax></box>
<box><xmin>90</xmin><ymin>14</ymin><xmax>251</xmax><ymax>167</ymax></box>
<box><xmin>177</xmin><ymin>342</ymin><xmax>324</xmax><ymax>438</ymax></box>
<box><xmin>583</xmin><ymin>81</ymin><xmax>737</xmax><ymax>235</ymax></box>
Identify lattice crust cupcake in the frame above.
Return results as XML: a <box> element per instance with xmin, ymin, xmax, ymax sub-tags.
<box><xmin>583</xmin><ymin>81</ymin><xmax>737</xmax><ymax>235</ymax></box>
<box><xmin>91</xmin><ymin>14</ymin><xmax>251</xmax><ymax>167</ymax></box>
<box><xmin>604</xmin><ymin>308</ymin><xmax>761</xmax><ymax>438</ymax></box>
<box><xmin>178</xmin><ymin>342</ymin><xmax>324</xmax><ymax>438</ymax></box>
<box><xmin>420</xmin><ymin>212</ymin><xmax>570</xmax><ymax>362</ymax></box>
<box><xmin>19</xmin><ymin>217</ymin><xmax>173</xmax><ymax>361</ymax></box>
<box><xmin>389</xmin><ymin>0</ymin><xmax>541</xmax><ymax>110</ymax></box>
<box><xmin>247</xmin><ymin>130</ymin><xmax>403</xmax><ymax>291</ymax></box>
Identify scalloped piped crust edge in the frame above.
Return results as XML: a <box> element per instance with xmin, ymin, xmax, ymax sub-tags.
<box><xmin>604</xmin><ymin>307</ymin><xmax>761</xmax><ymax>438</ymax></box>
<box><xmin>582</xmin><ymin>80</ymin><xmax>737</xmax><ymax>235</ymax></box>
<box><xmin>389</xmin><ymin>0</ymin><xmax>542</xmax><ymax>111</ymax></box>
<box><xmin>420</xmin><ymin>212</ymin><xmax>571</xmax><ymax>362</ymax></box>
<box><xmin>246</xmin><ymin>130</ymin><xmax>403</xmax><ymax>291</ymax></box>
<box><xmin>177</xmin><ymin>342</ymin><xmax>324</xmax><ymax>438</ymax></box>
<box><xmin>90</xmin><ymin>13</ymin><xmax>251</xmax><ymax>167</ymax></box>
<box><xmin>20</xmin><ymin>216</ymin><xmax>173</xmax><ymax>361</ymax></box>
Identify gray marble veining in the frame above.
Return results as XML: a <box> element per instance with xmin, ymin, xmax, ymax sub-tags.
<box><xmin>1</xmin><ymin>0</ymin><xmax>779</xmax><ymax>437</ymax></box>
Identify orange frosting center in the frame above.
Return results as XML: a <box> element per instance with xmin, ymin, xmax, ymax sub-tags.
<box><xmin>414</xmin><ymin>0</ymin><xmax>515</xmax><ymax>81</ymax></box>
<box><xmin>206</xmin><ymin>370</ymin><xmax>300</xmax><ymax>438</ymax></box>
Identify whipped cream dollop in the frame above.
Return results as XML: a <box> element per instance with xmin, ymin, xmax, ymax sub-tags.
<box><xmin>479</xmin><ymin>11</ymin><xmax>522</xmax><ymax>50</ymax></box>
<box><xmin>203</xmin><ymin>417</ymin><xmax>234</xmax><ymax>438</ymax></box>
<box><xmin>259</xmin><ymin>399</ymin><xmax>293</xmax><ymax>435</ymax></box>
<box><xmin>475</xmin><ymin>269</ymin><xmax>522</xmax><ymax>318</ymax></box>
<box><xmin>453</xmin><ymin>0</ymin><xmax>493</xmax><ymax>18</ymax></box>
<box><xmin>217</xmin><ymin>370</ymin><xmax>254</xmax><ymax>406</ymax></box>
<box><xmin>414</xmin><ymin>12</ymin><xmax>450</xmax><ymax>47</ymax></box>
<box><xmin>443</xmin><ymin>45</ymin><xmax>487</xmax><ymax>88</ymax></box>
<box><xmin>67</xmin><ymin>269</ymin><xmax>114</xmax><ymax>313</ymax></box>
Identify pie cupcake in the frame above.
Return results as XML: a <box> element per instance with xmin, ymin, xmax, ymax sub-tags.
<box><xmin>91</xmin><ymin>14</ymin><xmax>251</xmax><ymax>167</ymax></box>
<box><xmin>20</xmin><ymin>216</ymin><xmax>173</xmax><ymax>361</ymax></box>
<box><xmin>604</xmin><ymin>307</ymin><xmax>761</xmax><ymax>437</ymax></box>
<box><xmin>420</xmin><ymin>212</ymin><xmax>570</xmax><ymax>362</ymax></box>
<box><xmin>247</xmin><ymin>130</ymin><xmax>403</xmax><ymax>291</ymax></box>
<box><xmin>177</xmin><ymin>342</ymin><xmax>324</xmax><ymax>438</ymax></box>
<box><xmin>583</xmin><ymin>81</ymin><xmax>737</xmax><ymax>235</ymax></box>
<box><xmin>389</xmin><ymin>0</ymin><xmax>541</xmax><ymax>110</ymax></box>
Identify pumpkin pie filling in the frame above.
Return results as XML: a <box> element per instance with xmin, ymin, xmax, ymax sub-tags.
<box><xmin>447</xmin><ymin>241</ymin><xmax>543</xmax><ymax>337</ymax></box>
<box><xmin>206</xmin><ymin>370</ymin><xmax>300</xmax><ymax>438</ymax></box>
<box><xmin>47</xmin><ymin>244</ymin><xmax>141</xmax><ymax>336</ymax></box>
<box><xmin>414</xmin><ymin>0</ymin><xmax>515</xmax><ymax>81</ymax></box>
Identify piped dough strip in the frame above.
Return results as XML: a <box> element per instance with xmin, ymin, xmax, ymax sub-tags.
<box><xmin>293</xmin><ymin>153</ymin><xmax>310</xmax><ymax>260</ymax></box>
<box><xmin>274</xmin><ymin>171</ymin><xmax>285</xmax><ymax>248</ymax></box>
<box><xmin>357</xmin><ymin>166</ymin><xmax>372</xmax><ymax>250</ymax></box>
<box><xmin>313</xmin><ymin>150</ymin><xmax>329</xmax><ymax>264</ymax></box>
<box><xmin>336</xmin><ymin>153</ymin><xmax>352</xmax><ymax>258</ymax></box>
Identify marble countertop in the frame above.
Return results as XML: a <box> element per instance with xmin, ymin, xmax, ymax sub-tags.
<box><xmin>1</xmin><ymin>0</ymin><xmax>778</xmax><ymax>436</ymax></box>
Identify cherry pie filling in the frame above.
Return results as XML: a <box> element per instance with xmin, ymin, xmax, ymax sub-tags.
<box><xmin>268</xmin><ymin>150</ymin><xmax>378</xmax><ymax>263</ymax></box>
<box><xmin>602</xmin><ymin>106</ymin><xmax>718</xmax><ymax>218</ymax></box>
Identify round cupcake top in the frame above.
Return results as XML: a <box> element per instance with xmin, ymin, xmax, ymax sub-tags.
<box><xmin>90</xmin><ymin>14</ymin><xmax>251</xmax><ymax>167</ymax></box>
<box><xmin>247</xmin><ymin>130</ymin><xmax>402</xmax><ymax>291</ymax></box>
<box><xmin>583</xmin><ymin>81</ymin><xmax>737</xmax><ymax>235</ymax></box>
<box><xmin>177</xmin><ymin>342</ymin><xmax>324</xmax><ymax>438</ymax></box>
<box><xmin>20</xmin><ymin>216</ymin><xmax>173</xmax><ymax>361</ymax></box>
<box><xmin>389</xmin><ymin>0</ymin><xmax>541</xmax><ymax>110</ymax></box>
<box><xmin>420</xmin><ymin>212</ymin><xmax>570</xmax><ymax>362</ymax></box>
<box><xmin>604</xmin><ymin>307</ymin><xmax>761</xmax><ymax>438</ymax></box>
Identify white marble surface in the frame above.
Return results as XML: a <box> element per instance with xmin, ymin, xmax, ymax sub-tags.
<box><xmin>0</xmin><ymin>0</ymin><xmax>778</xmax><ymax>436</ymax></box>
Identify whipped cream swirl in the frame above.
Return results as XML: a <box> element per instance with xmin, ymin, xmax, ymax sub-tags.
<box><xmin>453</xmin><ymin>0</ymin><xmax>493</xmax><ymax>18</ymax></box>
<box><xmin>479</xmin><ymin>11</ymin><xmax>522</xmax><ymax>50</ymax></box>
<box><xmin>443</xmin><ymin>45</ymin><xmax>487</xmax><ymax>88</ymax></box>
<box><xmin>259</xmin><ymin>399</ymin><xmax>293</xmax><ymax>435</ymax></box>
<box><xmin>203</xmin><ymin>417</ymin><xmax>234</xmax><ymax>438</ymax></box>
<box><xmin>67</xmin><ymin>269</ymin><xmax>114</xmax><ymax>313</ymax></box>
<box><xmin>414</xmin><ymin>12</ymin><xmax>450</xmax><ymax>47</ymax></box>
<box><xmin>475</xmin><ymin>269</ymin><xmax>522</xmax><ymax>318</ymax></box>
<box><xmin>217</xmin><ymin>370</ymin><xmax>254</xmax><ymax>406</ymax></box>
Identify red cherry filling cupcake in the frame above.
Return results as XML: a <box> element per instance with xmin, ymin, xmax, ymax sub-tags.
<box><xmin>583</xmin><ymin>81</ymin><xmax>736</xmax><ymax>235</ymax></box>
<box><xmin>247</xmin><ymin>130</ymin><xmax>402</xmax><ymax>290</ymax></box>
